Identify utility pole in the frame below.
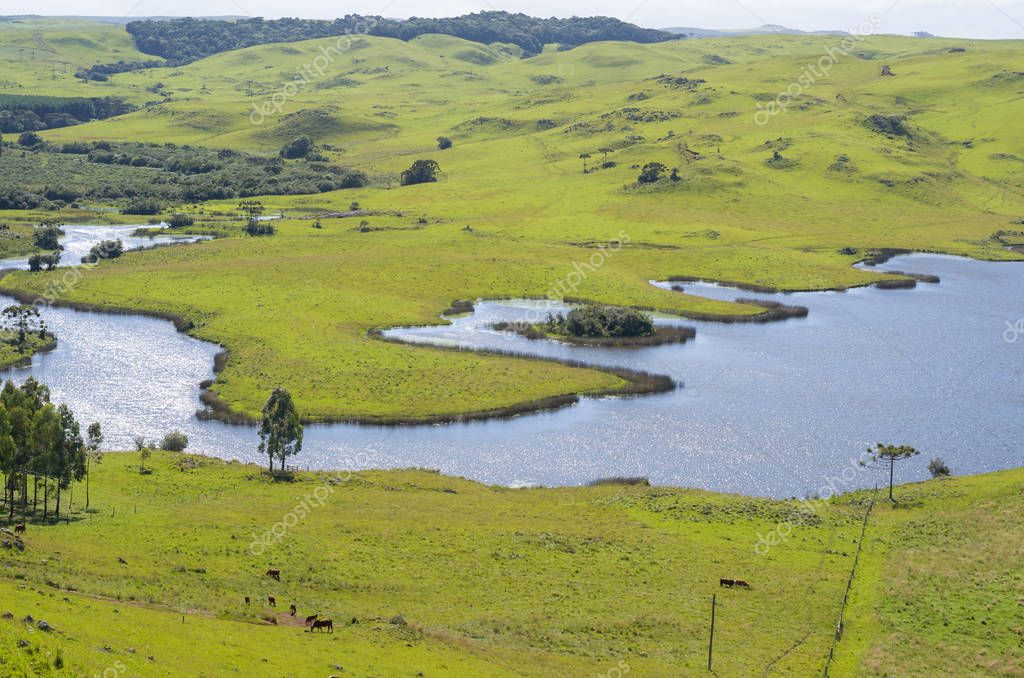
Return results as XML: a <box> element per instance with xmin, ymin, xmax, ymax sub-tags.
<box><xmin>708</xmin><ymin>593</ymin><xmax>716</xmax><ymax>671</ymax></box>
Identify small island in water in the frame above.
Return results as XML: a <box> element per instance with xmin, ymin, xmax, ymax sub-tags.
<box><xmin>494</xmin><ymin>304</ymin><xmax>696</xmax><ymax>347</ymax></box>
<box><xmin>0</xmin><ymin>303</ymin><xmax>56</xmax><ymax>368</ymax></box>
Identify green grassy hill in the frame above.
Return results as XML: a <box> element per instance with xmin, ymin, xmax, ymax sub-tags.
<box><xmin>1</xmin><ymin>20</ymin><xmax>1022</xmax><ymax>419</ymax></box>
<box><xmin>0</xmin><ymin>453</ymin><xmax>1020</xmax><ymax>676</ymax></box>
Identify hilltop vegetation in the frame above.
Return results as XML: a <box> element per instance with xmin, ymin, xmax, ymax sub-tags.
<box><xmin>0</xmin><ymin>139</ymin><xmax>367</xmax><ymax>209</ymax></box>
<box><xmin>126</xmin><ymin>12</ymin><xmax>680</xmax><ymax>64</ymax></box>
<box><xmin>0</xmin><ymin>453</ymin><xmax>1020</xmax><ymax>676</ymax></box>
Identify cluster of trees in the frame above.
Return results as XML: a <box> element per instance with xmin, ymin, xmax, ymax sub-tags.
<box><xmin>546</xmin><ymin>305</ymin><xmax>654</xmax><ymax>338</ymax></box>
<box><xmin>2</xmin><ymin>305</ymin><xmax>49</xmax><ymax>353</ymax></box>
<box><xmin>74</xmin><ymin>59</ymin><xmax>164</xmax><ymax>83</ymax></box>
<box><xmin>32</xmin><ymin>219</ymin><xmax>64</xmax><ymax>250</ymax></box>
<box><xmin>0</xmin><ymin>378</ymin><xmax>102</xmax><ymax>520</ymax></box>
<box><xmin>239</xmin><ymin>200</ymin><xmax>275</xmax><ymax>236</ymax></box>
<box><xmin>0</xmin><ymin>139</ymin><xmax>368</xmax><ymax>210</ymax></box>
<box><xmin>0</xmin><ymin>94</ymin><xmax>135</xmax><ymax>133</ymax></box>
<box><xmin>400</xmin><ymin>159</ymin><xmax>441</xmax><ymax>186</ymax></box>
<box><xmin>125</xmin><ymin>12</ymin><xmax>680</xmax><ymax>64</ymax></box>
<box><xmin>81</xmin><ymin>239</ymin><xmax>124</xmax><ymax>264</ymax></box>
<box><xmin>637</xmin><ymin>162</ymin><xmax>681</xmax><ymax>184</ymax></box>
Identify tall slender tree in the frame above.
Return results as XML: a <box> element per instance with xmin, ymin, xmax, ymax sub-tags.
<box><xmin>258</xmin><ymin>387</ymin><xmax>303</xmax><ymax>474</ymax></box>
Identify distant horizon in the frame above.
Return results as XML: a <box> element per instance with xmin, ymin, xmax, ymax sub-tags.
<box><xmin>3</xmin><ymin>1</ymin><xmax>1024</xmax><ymax>41</ymax></box>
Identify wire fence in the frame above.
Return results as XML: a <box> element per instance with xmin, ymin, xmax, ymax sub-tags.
<box><xmin>822</xmin><ymin>493</ymin><xmax>877</xmax><ymax>677</ymax></box>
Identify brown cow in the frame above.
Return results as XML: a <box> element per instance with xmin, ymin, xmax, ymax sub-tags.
<box><xmin>244</xmin><ymin>596</ymin><xmax>250</xmax><ymax>606</ymax></box>
<box><xmin>289</xmin><ymin>604</ymin><xmax>296</xmax><ymax>616</ymax></box>
<box><xmin>304</xmin><ymin>613</ymin><xmax>319</xmax><ymax>627</ymax></box>
<box><xmin>13</xmin><ymin>524</ymin><xmax>25</xmax><ymax>535</ymax></box>
<box><xmin>734</xmin><ymin>580</ymin><xmax>751</xmax><ymax>589</ymax></box>
<box><xmin>267</xmin><ymin>596</ymin><xmax>276</xmax><ymax>607</ymax></box>
<box><xmin>311</xmin><ymin>618</ymin><xmax>333</xmax><ymax>633</ymax></box>
<box><xmin>266</xmin><ymin>568</ymin><xmax>281</xmax><ymax>581</ymax></box>
<box><xmin>719</xmin><ymin>578</ymin><xmax>735</xmax><ymax>587</ymax></box>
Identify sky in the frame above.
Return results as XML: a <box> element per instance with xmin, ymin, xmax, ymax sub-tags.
<box><xmin>5</xmin><ymin>0</ymin><xmax>1024</xmax><ymax>39</ymax></box>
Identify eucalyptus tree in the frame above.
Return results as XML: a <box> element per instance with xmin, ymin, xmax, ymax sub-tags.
<box><xmin>85</xmin><ymin>422</ymin><xmax>102</xmax><ymax>510</ymax></box>
<box><xmin>258</xmin><ymin>387</ymin><xmax>303</xmax><ymax>473</ymax></box>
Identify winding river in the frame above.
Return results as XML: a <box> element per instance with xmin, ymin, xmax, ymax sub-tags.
<box><xmin>1</xmin><ymin>226</ymin><xmax>1021</xmax><ymax>497</ymax></box>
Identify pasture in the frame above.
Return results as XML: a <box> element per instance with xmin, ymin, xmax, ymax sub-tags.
<box><xmin>0</xmin><ymin>453</ymin><xmax>1020</xmax><ymax>676</ymax></box>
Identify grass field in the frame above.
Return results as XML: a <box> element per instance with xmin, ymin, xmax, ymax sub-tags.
<box><xmin>1</xmin><ymin>22</ymin><xmax>1021</xmax><ymax>420</ymax></box>
<box><xmin>0</xmin><ymin>453</ymin><xmax>1020</xmax><ymax>676</ymax></box>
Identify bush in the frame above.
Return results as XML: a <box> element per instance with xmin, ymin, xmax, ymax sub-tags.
<box><xmin>547</xmin><ymin>305</ymin><xmax>654</xmax><ymax>338</ymax></box>
<box><xmin>437</xmin><ymin>136</ymin><xmax>453</xmax><ymax>150</ymax></box>
<box><xmin>167</xmin><ymin>213</ymin><xmax>194</xmax><ymax>228</ymax></box>
<box><xmin>17</xmin><ymin>131</ymin><xmax>43</xmax><ymax>147</ymax></box>
<box><xmin>400</xmin><ymin>159</ymin><xmax>440</xmax><ymax>186</ymax></box>
<box><xmin>160</xmin><ymin>431</ymin><xmax>189</xmax><ymax>452</ymax></box>
<box><xmin>928</xmin><ymin>457</ymin><xmax>951</xmax><ymax>478</ymax></box>
<box><xmin>280</xmin><ymin>135</ymin><xmax>313</xmax><ymax>159</ymax></box>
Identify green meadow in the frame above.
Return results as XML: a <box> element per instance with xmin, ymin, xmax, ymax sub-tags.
<box><xmin>0</xmin><ymin>454</ymin><xmax>1021</xmax><ymax>676</ymax></box>
<box><xmin>1</xmin><ymin>20</ymin><xmax>1022</xmax><ymax>420</ymax></box>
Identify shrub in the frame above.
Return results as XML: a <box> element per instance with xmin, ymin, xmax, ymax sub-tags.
<box><xmin>928</xmin><ymin>457</ymin><xmax>951</xmax><ymax>478</ymax></box>
<box><xmin>167</xmin><ymin>213</ymin><xmax>194</xmax><ymax>228</ymax></box>
<box><xmin>18</xmin><ymin>131</ymin><xmax>42</xmax><ymax>147</ymax></box>
<box><xmin>160</xmin><ymin>431</ymin><xmax>189</xmax><ymax>452</ymax></box>
<box><xmin>437</xmin><ymin>136</ymin><xmax>453</xmax><ymax>150</ymax></box>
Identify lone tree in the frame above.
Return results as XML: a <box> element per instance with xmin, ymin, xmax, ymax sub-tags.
<box><xmin>400</xmin><ymin>159</ymin><xmax>440</xmax><ymax>186</ymax></box>
<box><xmin>436</xmin><ymin>136</ymin><xmax>453</xmax><ymax>150</ymax></box>
<box><xmin>85</xmin><ymin>421</ymin><xmax>102</xmax><ymax>510</ymax></box>
<box><xmin>862</xmin><ymin>443</ymin><xmax>921</xmax><ymax>501</ymax></box>
<box><xmin>258</xmin><ymin>387</ymin><xmax>303</xmax><ymax>474</ymax></box>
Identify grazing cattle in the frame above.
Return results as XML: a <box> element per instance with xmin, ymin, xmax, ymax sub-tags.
<box><xmin>267</xmin><ymin>596</ymin><xmax>276</xmax><ymax>607</ymax></box>
<box><xmin>734</xmin><ymin>580</ymin><xmax>751</xmax><ymax>589</ymax></box>
<box><xmin>304</xmin><ymin>614</ymin><xmax>319</xmax><ymax>627</ymax></box>
<box><xmin>13</xmin><ymin>524</ymin><xmax>25</xmax><ymax>535</ymax></box>
<box><xmin>265</xmin><ymin>568</ymin><xmax>281</xmax><ymax>581</ymax></box>
<box><xmin>289</xmin><ymin>604</ymin><xmax>296</xmax><ymax>616</ymax></box>
<box><xmin>311</xmin><ymin>618</ymin><xmax>333</xmax><ymax>633</ymax></box>
<box><xmin>244</xmin><ymin>596</ymin><xmax>250</xmax><ymax>606</ymax></box>
<box><xmin>719</xmin><ymin>578</ymin><xmax>735</xmax><ymax>587</ymax></box>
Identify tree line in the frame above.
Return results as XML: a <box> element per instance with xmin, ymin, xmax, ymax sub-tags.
<box><xmin>125</xmin><ymin>12</ymin><xmax>681</xmax><ymax>65</ymax></box>
<box><xmin>0</xmin><ymin>94</ymin><xmax>135</xmax><ymax>134</ymax></box>
<box><xmin>0</xmin><ymin>378</ymin><xmax>102</xmax><ymax>521</ymax></box>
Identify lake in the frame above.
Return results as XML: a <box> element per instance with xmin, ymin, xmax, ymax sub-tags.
<box><xmin>1</xmin><ymin>229</ymin><xmax>1020</xmax><ymax>497</ymax></box>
